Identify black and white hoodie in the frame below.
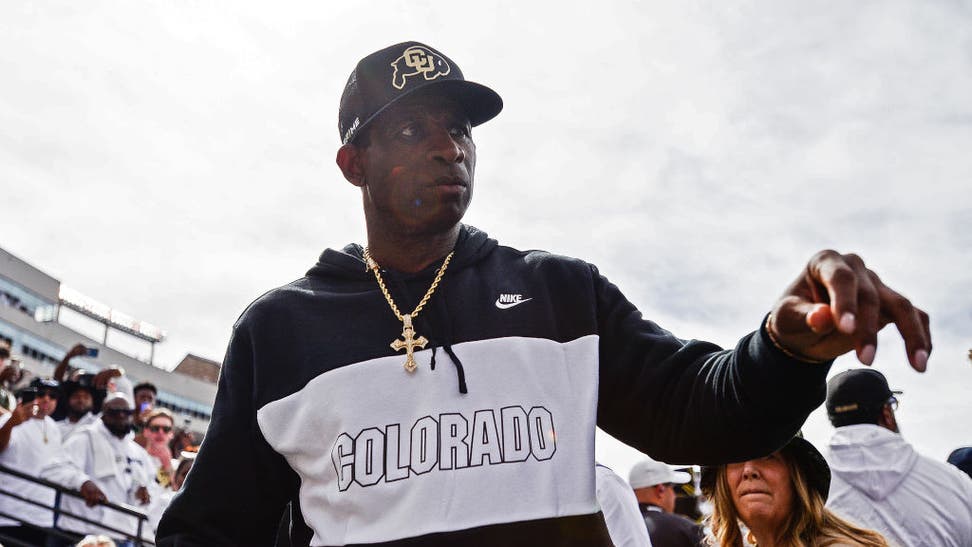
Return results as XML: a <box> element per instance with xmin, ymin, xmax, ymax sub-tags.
<box><xmin>158</xmin><ymin>225</ymin><xmax>831</xmax><ymax>546</ymax></box>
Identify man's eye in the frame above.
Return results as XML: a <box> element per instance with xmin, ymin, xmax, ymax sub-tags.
<box><xmin>449</xmin><ymin>125</ymin><xmax>470</xmax><ymax>138</ymax></box>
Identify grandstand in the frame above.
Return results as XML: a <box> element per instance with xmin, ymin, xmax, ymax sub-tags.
<box><xmin>0</xmin><ymin>246</ymin><xmax>215</xmax><ymax>434</ymax></box>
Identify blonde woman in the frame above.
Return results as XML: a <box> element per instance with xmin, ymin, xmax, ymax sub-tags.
<box><xmin>701</xmin><ymin>436</ymin><xmax>887</xmax><ymax>547</ymax></box>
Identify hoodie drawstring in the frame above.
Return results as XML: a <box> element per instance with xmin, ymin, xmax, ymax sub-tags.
<box><xmin>443</xmin><ymin>345</ymin><xmax>467</xmax><ymax>394</ymax></box>
<box><xmin>418</xmin><ymin>282</ymin><xmax>467</xmax><ymax>394</ymax></box>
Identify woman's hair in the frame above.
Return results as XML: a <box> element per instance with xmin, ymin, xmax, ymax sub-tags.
<box><xmin>706</xmin><ymin>453</ymin><xmax>888</xmax><ymax>547</ymax></box>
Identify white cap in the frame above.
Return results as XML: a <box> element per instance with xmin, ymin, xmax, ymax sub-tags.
<box><xmin>102</xmin><ymin>391</ymin><xmax>133</xmax><ymax>410</ymax></box>
<box><xmin>628</xmin><ymin>457</ymin><xmax>691</xmax><ymax>489</ymax></box>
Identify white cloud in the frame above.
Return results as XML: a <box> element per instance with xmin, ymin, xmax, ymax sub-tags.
<box><xmin>1</xmin><ymin>0</ymin><xmax>969</xmax><ymax>479</ymax></box>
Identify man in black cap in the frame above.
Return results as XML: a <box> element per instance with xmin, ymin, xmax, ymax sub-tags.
<box><xmin>56</xmin><ymin>373</ymin><xmax>104</xmax><ymax>441</ymax></box>
<box><xmin>158</xmin><ymin>41</ymin><xmax>931</xmax><ymax>546</ymax></box>
<box><xmin>824</xmin><ymin>368</ymin><xmax>972</xmax><ymax>547</ymax></box>
<box><xmin>0</xmin><ymin>378</ymin><xmax>106</xmax><ymax>545</ymax></box>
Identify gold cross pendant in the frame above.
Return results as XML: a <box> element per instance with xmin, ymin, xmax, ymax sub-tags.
<box><xmin>390</xmin><ymin>314</ymin><xmax>428</xmax><ymax>372</ymax></box>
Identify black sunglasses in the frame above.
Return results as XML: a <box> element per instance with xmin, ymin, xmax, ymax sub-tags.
<box><xmin>104</xmin><ymin>408</ymin><xmax>134</xmax><ymax>417</ymax></box>
<box><xmin>147</xmin><ymin>425</ymin><xmax>173</xmax><ymax>433</ymax></box>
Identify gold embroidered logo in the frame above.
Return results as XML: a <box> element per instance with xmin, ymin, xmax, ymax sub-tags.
<box><xmin>391</xmin><ymin>46</ymin><xmax>451</xmax><ymax>90</ymax></box>
<box><xmin>834</xmin><ymin>403</ymin><xmax>860</xmax><ymax>413</ymax></box>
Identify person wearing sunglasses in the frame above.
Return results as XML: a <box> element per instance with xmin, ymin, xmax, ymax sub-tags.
<box><xmin>825</xmin><ymin>368</ymin><xmax>972</xmax><ymax>546</ymax></box>
<box><xmin>0</xmin><ymin>378</ymin><xmax>106</xmax><ymax>545</ymax></box>
<box><xmin>142</xmin><ymin>408</ymin><xmax>176</xmax><ymax>487</ymax></box>
<box><xmin>59</xmin><ymin>392</ymin><xmax>156</xmax><ymax>547</ymax></box>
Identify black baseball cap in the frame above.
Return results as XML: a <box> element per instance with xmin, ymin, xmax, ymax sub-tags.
<box><xmin>62</xmin><ymin>372</ymin><xmax>99</xmax><ymax>398</ymax></box>
<box><xmin>826</xmin><ymin>369</ymin><xmax>902</xmax><ymax>422</ymax></box>
<box><xmin>948</xmin><ymin>447</ymin><xmax>972</xmax><ymax>478</ymax></box>
<box><xmin>338</xmin><ymin>41</ymin><xmax>503</xmax><ymax>145</ymax></box>
<box><xmin>30</xmin><ymin>377</ymin><xmax>60</xmax><ymax>392</ymax></box>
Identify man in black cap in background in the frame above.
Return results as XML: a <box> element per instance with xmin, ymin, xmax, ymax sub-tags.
<box><xmin>158</xmin><ymin>41</ymin><xmax>931</xmax><ymax>546</ymax></box>
<box><xmin>0</xmin><ymin>378</ymin><xmax>105</xmax><ymax>545</ymax></box>
<box><xmin>56</xmin><ymin>372</ymin><xmax>104</xmax><ymax>441</ymax></box>
<box><xmin>824</xmin><ymin>368</ymin><xmax>972</xmax><ymax>547</ymax></box>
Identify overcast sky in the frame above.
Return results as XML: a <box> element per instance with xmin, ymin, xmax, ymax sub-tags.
<box><xmin>2</xmin><ymin>1</ymin><xmax>970</xmax><ymax>479</ymax></box>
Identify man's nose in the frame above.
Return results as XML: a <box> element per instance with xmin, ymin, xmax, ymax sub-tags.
<box><xmin>427</xmin><ymin>128</ymin><xmax>465</xmax><ymax>164</ymax></box>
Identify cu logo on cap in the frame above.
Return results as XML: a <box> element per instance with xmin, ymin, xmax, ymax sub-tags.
<box><xmin>391</xmin><ymin>46</ymin><xmax>451</xmax><ymax>90</ymax></box>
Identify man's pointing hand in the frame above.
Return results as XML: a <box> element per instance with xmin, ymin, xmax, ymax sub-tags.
<box><xmin>767</xmin><ymin>250</ymin><xmax>931</xmax><ymax>371</ymax></box>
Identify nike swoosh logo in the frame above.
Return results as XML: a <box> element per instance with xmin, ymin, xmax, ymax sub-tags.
<box><xmin>495</xmin><ymin>298</ymin><xmax>532</xmax><ymax>309</ymax></box>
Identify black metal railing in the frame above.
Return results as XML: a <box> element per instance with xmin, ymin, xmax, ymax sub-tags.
<box><xmin>0</xmin><ymin>463</ymin><xmax>155</xmax><ymax>546</ymax></box>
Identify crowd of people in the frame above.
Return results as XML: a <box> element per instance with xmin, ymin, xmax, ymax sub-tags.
<box><xmin>598</xmin><ymin>368</ymin><xmax>972</xmax><ymax>546</ymax></box>
<box><xmin>0</xmin><ymin>341</ymin><xmax>198</xmax><ymax>546</ymax></box>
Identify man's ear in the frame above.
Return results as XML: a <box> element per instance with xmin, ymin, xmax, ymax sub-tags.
<box><xmin>336</xmin><ymin>143</ymin><xmax>366</xmax><ymax>187</ymax></box>
<box><xmin>880</xmin><ymin>405</ymin><xmax>898</xmax><ymax>433</ymax></box>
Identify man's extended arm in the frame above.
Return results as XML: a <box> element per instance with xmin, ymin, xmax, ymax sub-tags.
<box><xmin>594</xmin><ymin>250</ymin><xmax>930</xmax><ymax>465</ymax></box>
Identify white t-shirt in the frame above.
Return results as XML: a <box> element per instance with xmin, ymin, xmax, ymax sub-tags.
<box><xmin>0</xmin><ymin>414</ymin><xmax>88</xmax><ymax>527</ymax></box>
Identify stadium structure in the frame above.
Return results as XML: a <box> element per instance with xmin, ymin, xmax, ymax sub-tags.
<box><xmin>0</xmin><ymin>246</ymin><xmax>215</xmax><ymax>434</ymax></box>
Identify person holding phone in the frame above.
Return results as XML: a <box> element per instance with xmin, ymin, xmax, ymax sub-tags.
<box><xmin>0</xmin><ymin>378</ymin><xmax>106</xmax><ymax>545</ymax></box>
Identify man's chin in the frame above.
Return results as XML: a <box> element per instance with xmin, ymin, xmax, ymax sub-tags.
<box><xmin>106</xmin><ymin>425</ymin><xmax>132</xmax><ymax>437</ymax></box>
<box><xmin>403</xmin><ymin>208</ymin><xmax>468</xmax><ymax>236</ymax></box>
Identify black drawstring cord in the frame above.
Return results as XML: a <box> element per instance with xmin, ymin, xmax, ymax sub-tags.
<box><xmin>442</xmin><ymin>344</ymin><xmax>467</xmax><ymax>394</ymax></box>
<box><xmin>418</xmin><ymin>287</ymin><xmax>468</xmax><ymax>394</ymax></box>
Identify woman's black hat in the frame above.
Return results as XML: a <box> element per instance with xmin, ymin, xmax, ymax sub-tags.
<box><xmin>700</xmin><ymin>434</ymin><xmax>831</xmax><ymax>502</ymax></box>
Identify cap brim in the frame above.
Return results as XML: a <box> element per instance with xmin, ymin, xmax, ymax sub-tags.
<box><xmin>700</xmin><ymin>438</ymin><xmax>831</xmax><ymax>501</ymax></box>
<box><xmin>348</xmin><ymin>79</ymin><xmax>503</xmax><ymax>145</ymax></box>
<box><xmin>433</xmin><ymin>79</ymin><xmax>504</xmax><ymax>127</ymax></box>
<box><xmin>669</xmin><ymin>470</ymin><xmax>692</xmax><ymax>484</ymax></box>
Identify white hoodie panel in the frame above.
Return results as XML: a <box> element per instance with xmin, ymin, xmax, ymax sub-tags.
<box><xmin>825</xmin><ymin>424</ymin><xmax>972</xmax><ymax>547</ymax></box>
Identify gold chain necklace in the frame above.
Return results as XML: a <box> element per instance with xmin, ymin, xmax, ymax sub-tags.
<box><xmin>362</xmin><ymin>247</ymin><xmax>455</xmax><ymax>372</ymax></box>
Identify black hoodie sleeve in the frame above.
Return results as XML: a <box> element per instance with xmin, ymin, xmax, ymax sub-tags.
<box><xmin>156</xmin><ymin>320</ymin><xmax>299</xmax><ymax>546</ymax></box>
<box><xmin>592</xmin><ymin>266</ymin><xmax>832</xmax><ymax>465</ymax></box>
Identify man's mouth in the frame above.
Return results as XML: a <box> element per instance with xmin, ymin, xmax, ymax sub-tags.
<box><xmin>434</xmin><ymin>176</ymin><xmax>467</xmax><ymax>187</ymax></box>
